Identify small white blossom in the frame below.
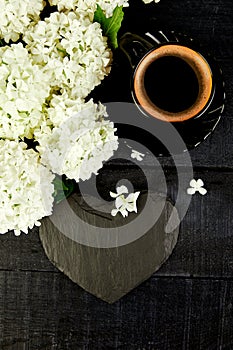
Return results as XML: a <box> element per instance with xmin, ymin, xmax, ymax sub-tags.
<box><xmin>0</xmin><ymin>140</ymin><xmax>55</xmax><ymax>236</ymax></box>
<box><xmin>0</xmin><ymin>0</ymin><xmax>45</xmax><ymax>43</ymax></box>
<box><xmin>187</xmin><ymin>179</ymin><xmax>207</xmax><ymax>195</ymax></box>
<box><xmin>47</xmin><ymin>0</ymin><xmax>158</xmax><ymax>19</ymax></box>
<box><xmin>131</xmin><ymin>149</ymin><xmax>145</xmax><ymax>161</ymax></box>
<box><xmin>35</xmin><ymin>94</ymin><xmax>101</xmax><ymax>134</ymax></box>
<box><xmin>48</xmin><ymin>0</ymin><xmax>129</xmax><ymax>18</ymax></box>
<box><xmin>111</xmin><ymin>186</ymin><xmax>140</xmax><ymax>218</ymax></box>
<box><xmin>0</xmin><ymin>43</ymin><xmax>51</xmax><ymax>140</ymax></box>
<box><xmin>142</xmin><ymin>0</ymin><xmax>160</xmax><ymax>4</ymax></box>
<box><xmin>110</xmin><ymin>185</ymin><xmax>128</xmax><ymax>198</ymax></box>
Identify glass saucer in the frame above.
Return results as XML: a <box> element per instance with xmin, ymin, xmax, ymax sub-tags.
<box><xmin>91</xmin><ymin>30</ymin><xmax>225</xmax><ymax>156</ymax></box>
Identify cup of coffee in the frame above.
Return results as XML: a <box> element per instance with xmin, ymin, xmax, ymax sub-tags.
<box><xmin>119</xmin><ymin>33</ymin><xmax>213</xmax><ymax>123</ymax></box>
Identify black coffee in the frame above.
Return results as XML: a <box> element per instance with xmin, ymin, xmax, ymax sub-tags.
<box><xmin>143</xmin><ymin>56</ymin><xmax>199</xmax><ymax>113</ymax></box>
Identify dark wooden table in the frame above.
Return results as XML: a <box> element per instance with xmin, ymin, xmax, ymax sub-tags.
<box><xmin>0</xmin><ymin>0</ymin><xmax>233</xmax><ymax>349</ymax></box>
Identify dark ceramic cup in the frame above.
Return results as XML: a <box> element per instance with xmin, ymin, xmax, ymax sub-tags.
<box><xmin>120</xmin><ymin>32</ymin><xmax>214</xmax><ymax>123</ymax></box>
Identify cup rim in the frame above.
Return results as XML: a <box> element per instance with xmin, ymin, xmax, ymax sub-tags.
<box><xmin>133</xmin><ymin>44</ymin><xmax>213</xmax><ymax>123</ymax></box>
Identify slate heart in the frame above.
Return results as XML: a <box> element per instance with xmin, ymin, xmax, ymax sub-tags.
<box><xmin>39</xmin><ymin>192</ymin><xmax>180</xmax><ymax>303</ymax></box>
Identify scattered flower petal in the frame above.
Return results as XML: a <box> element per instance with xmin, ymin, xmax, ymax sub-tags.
<box><xmin>187</xmin><ymin>178</ymin><xmax>207</xmax><ymax>196</ymax></box>
<box><xmin>131</xmin><ymin>149</ymin><xmax>145</xmax><ymax>161</ymax></box>
<box><xmin>198</xmin><ymin>187</ymin><xmax>207</xmax><ymax>196</ymax></box>
<box><xmin>187</xmin><ymin>187</ymin><xmax>196</xmax><ymax>195</ymax></box>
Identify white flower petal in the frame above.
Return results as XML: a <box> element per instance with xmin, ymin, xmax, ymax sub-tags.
<box><xmin>125</xmin><ymin>203</ymin><xmax>135</xmax><ymax>212</ymax></box>
<box><xmin>110</xmin><ymin>191</ymin><xmax>118</xmax><ymax>198</ymax></box>
<box><xmin>14</xmin><ymin>230</ymin><xmax>21</xmax><ymax>237</ymax></box>
<box><xmin>196</xmin><ymin>179</ymin><xmax>204</xmax><ymax>187</ymax></box>
<box><xmin>187</xmin><ymin>187</ymin><xmax>196</xmax><ymax>195</ymax></box>
<box><xmin>125</xmin><ymin>193</ymin><xmax>135</xmax><ymax>203</ymax></box>
<box><xmin>115</xmin><ymin>196</ymin><xmax>125</xmax><ymax>209</ymax></box>
<box><xmin>134</xmin><ymin>191</ymin><xmax>140</xmax><ymax>201</ymax></box>
<box><xmin>116</xmin><ymin>185</ymin><xmax>129</xmax><ymax>195</ymax></box>
<box><xmin>198</xmin><ymin>187</ymin><xmax>207</xmax><ymax>195</ymax></box>
<box><xmin>189</xmin><ymin>179</ymin><xmax>198</xmax><ymax>188</ymax></box>
<box><xmin>111</xmin><ymin>209</ymin><xmax>119</xmax><ymax>217</ymax></box>
<box><xmin>131</xmin><ymin>150</ymin><xmax>145</xmax><ymax>162</ymax></box>
<box><xmin>120</xmin><ymin>208</ymin><xmax>129</xmax><ymax>218</ymax></box>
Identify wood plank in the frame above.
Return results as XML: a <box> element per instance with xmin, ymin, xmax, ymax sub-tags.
<box><xmin>0</xmin><ymin>271</ymin><xmax>232</xmax><ymax>349</ymax></box>
<box><xmin>0</xmin><ymin>229</ymin><xmax>57</xmax><ymax>273</ymax></box>
<box><xmin>0</xmin><ymin>0</ymin><xmax>232</xmax><ymax>348</ymax></box>
<box><xmin>0</xmin><ymin>170</ymin><xmax>232</xmax><ymax>279</ymax></box>
<box><xmin>159</xmin><ymin>170</ymin><xmax>233</xmax><ymax>278</ymax></box>
<box><xmin>125</xmin><ymin>0</ymin><xmax>233</xmax><ymax>61</ymax></box>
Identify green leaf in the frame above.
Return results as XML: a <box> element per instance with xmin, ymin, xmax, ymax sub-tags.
<box><xmin>94</xmin><ymin>5</ymin><xmax>124</xmax><ymax>49</ymax></box>
<box><xmin>53</xmin><ymin>176</ymin><xmax>75</xmax><ymax>204</ymax></box>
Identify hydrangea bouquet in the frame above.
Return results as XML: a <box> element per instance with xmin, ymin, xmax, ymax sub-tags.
<box><xmin>0</xmin><ymin>0</ymin><xmax>159</xmax><ymax>236</ymax></box>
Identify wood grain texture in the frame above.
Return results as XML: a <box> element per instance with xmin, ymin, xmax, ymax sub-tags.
<box><xmin>0</xmin><ymin>0</ymin><xmax>233</xmax><ymax>348</ymax></box>
<box><xmin>0</xmin><ymin>271</ymin><xmax>232</xmax><ymax>349</ymax></box>
<box><xmin>0</xmin><ymin>169</ymin><xmax>232</xmax><ymax>348</ymax></box>
<box><xmin>0</xmin><ymin>170</ymin><xmax>233</xmax><ymax>279</ymax></box>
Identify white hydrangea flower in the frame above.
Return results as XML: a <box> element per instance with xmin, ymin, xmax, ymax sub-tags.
<box><xmin>34</xmin><ymin>97</ymin><xmax>107</xmax><ymax>142</ymax></box>
<box><xmin>37</xmin><ymin>102</ymin><xmax>118</xmax><ymax>182</ymax></box>
<box><xmin>48</xmin><ymin>0</ymin><xmax>129</xmax><ymax>18</ymax></box>
<box><xmin>44</xmin><ymin>94</ymin><xmax>92</xmax><ymax>130</ymax></box>
<box><xmin>0</xmin><ymin>0</ymin><xmax>45</xmax><ymax>43</ymax></box>
<box><xmin>0</xmin><ymin>140</ymin><xmax>55</xmax><ymax>236</ymax></box>
<box><xmin>96</xmin><ymin>0</ymin><xmax>129</xmax><ymax>17</ymax></box>
<box><xmin>24</xmin><ymin>11</ymin><xmax>111</xmax><ymax>100</ymax></box>
<box><xmin>0</xmin><ymin>43</ymin><xmax>51</xmax><ymax>140</ymax></box>
<box><xmin>0</xmin><ymin>0</ymin><xmax>159</xmax><ymax>236</ymax></box>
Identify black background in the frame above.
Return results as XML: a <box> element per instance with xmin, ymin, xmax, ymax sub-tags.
<box><xmin>0</xmin><ymin>0</ymin><xmax>233</xmax><ymax>349</ymax></box>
